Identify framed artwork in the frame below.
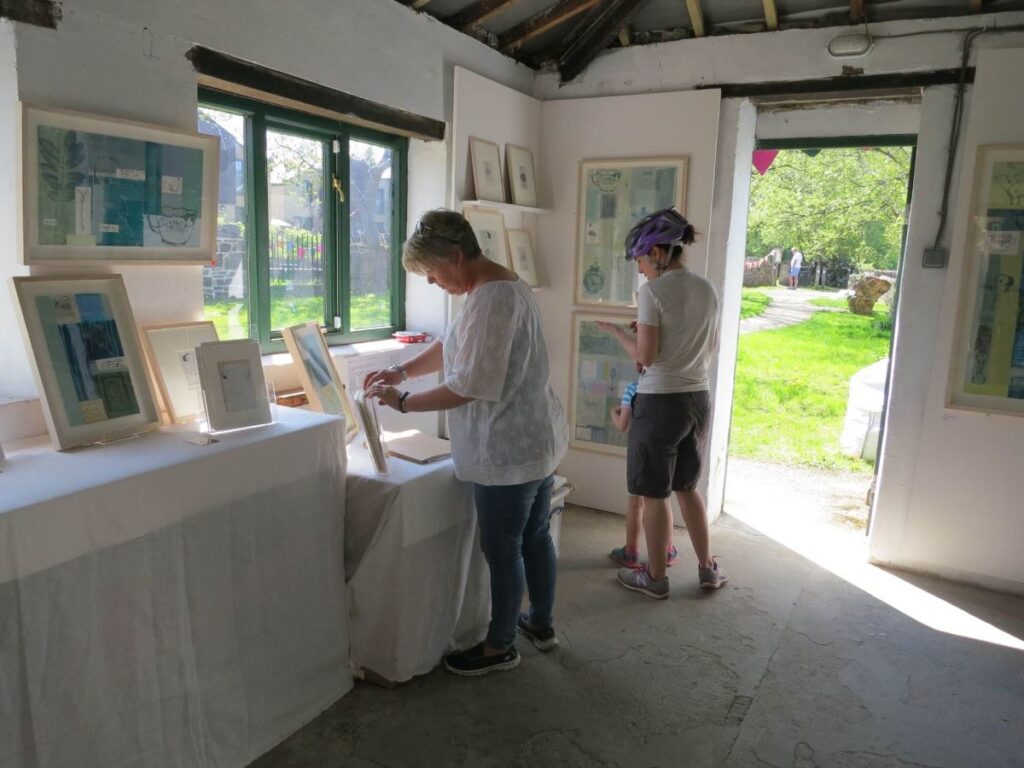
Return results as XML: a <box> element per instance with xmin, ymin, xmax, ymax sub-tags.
<box><xmin>506</xmin><ymin>228</ymin><xmax>538</xmax><ymax>287</ymax></box>
<box><xmin>463</xmin><ymin>206</ymin><xmax>510</xmax><ymax>268</ymax></box>
<box><xmin>140</xmin><ymin>321</ymin><xmax>219</xmax><ymax>424</ymax></box>
<box><xmin>575</xmin><ymin>157</ymin><xmax>688</xmax><ymax>308</ymax></box>
<box><xmin>282</xmin><ymin>322</ymin><xmax>358</xmax><ymax>442</ymax></box>
<box><xmin>469</xmin><ymin>137</ymin><xmax>504</xmax><ymax>203</ymax></box>
<box><xmin>21</xmin><ymin>102</ymin><xmax>219</xmax><ymax>264</ymax></box>
<box><xmin>568</xmin><ymin>312</ymin><xmax>638</xmax><ymax>456</ymax></box>
<box><xmin>195</xmin><ymin>339</ymin><xmax>273</xmax><ymax>432</ymax></box>
<box><xmin>354</xmin><ymin>389</ymin><xmax>389</xmax><ymax>474</ymax></box>
<box><xmin>12</xmin><ymin>274</ymin><xmax>160</xmax><ymax>450</ymax></box>
<box><xmin>506</xmin><ymin>144</ymin><xmax>538</xmax><ymax>208</ymax></box>
<box><xmin>950</xmin><ymin>145</ymin><xmax>1024</xmax><ymax>415</ymax></box>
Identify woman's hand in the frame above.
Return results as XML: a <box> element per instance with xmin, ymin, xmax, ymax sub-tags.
<box><xmin>363</xmin><ymin>368</ymin><xmax>403</xmax><ymax>390</ymax></box>
<box><xmin>366</xmin><ymin>383</ymin><xmax>403</xmax><ymax>411</ymax></box>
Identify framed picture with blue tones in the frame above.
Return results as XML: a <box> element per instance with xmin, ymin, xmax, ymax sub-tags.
<box><xmin>13</xmin><ymin>275</ymin><xmax>160</xmax><ymax>450</ymax></box>
<box><xmin>574</xmin><ymin>157</ymin><xmax>687</xmax><ymax>309</ymax></box>
<box><xmin>282</xmin><ymin>321</ymin><xmax>358</xmax><ymax>442</ymax></box>
<box><xmin>21</xmin><ymin>103</ymin><xmax>219</xmax><ymax>264</ymax></box>
<box><xmin>950</xmin><ymin>144</ymin><xmax>1024</xmax><ymax>415</ymax></box>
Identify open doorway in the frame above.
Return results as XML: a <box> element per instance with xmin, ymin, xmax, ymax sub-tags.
<box><xmin>724</xmin><ymin>136</ymin><xmax>915</xmax><ymax>546</ymax></box>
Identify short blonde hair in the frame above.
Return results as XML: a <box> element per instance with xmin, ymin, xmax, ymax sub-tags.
<box><xmin>403</xmin><ymin>209</ymin><xmax>481</xmax><ymax>275</ymax></box>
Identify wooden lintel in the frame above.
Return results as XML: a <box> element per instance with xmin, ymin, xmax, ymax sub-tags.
<box><xmin>446</xmin><ymin>0</ymin><xmax>524</xmax><ymax>31</ymax></box>
<box><xmin>968</xmin><ymin>0</ymin><xmax>983</xmax><ymax>11</ymax></box>
<box><xmin>0</xmin><ymin>0</ymin><xmax>59</xmax><ymax>28</ymax></box>
<box><xmin>763</xmin><ymin>0</ymin><xmax>779</xmax><ymax>31</ymax></box>
<box><xmin>685</xmin><ymin>0</ymin><xmax>705</xmax><ymax>38</ymax></box>
<box><xmin>499</xmin><ymin>0</ymin><xmax>601</xmax><ymax>51</ymax></box>
<box><xmin>618</xmin><ymin>24</ymin><xmax>632</xmax><ymax>47</ymax></box>
<box><xmin>559</xmin><ymin>0</ymin><xmax>651</xmax><ymax>83</ymax></box>
<box><xmin>850</xmin><ymin>0</ymin><xmax>865</xmax><ymax>24</ymax></box>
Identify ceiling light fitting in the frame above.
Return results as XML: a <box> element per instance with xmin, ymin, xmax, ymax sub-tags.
<box><xmin>828</xmin><ymin>32</ymin><xmax>874</xmax><ymax>58</ymax></box>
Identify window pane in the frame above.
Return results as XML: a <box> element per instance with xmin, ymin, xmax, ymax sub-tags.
<box><xmin>199</xmin><ymin>108</ymin><xmax>249</xmax><ymax>340</ymax></box>
<box><xmin>349</xmin><ymin>140</ymin><xmax>394</xmax><ymax>331</ymax></box>
<box><xmin>267</xmin><ymin>130</ymin><xmax>326</xmax><ymax>331</ymax></box>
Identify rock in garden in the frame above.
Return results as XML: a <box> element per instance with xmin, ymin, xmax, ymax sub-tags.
<box><xmin>848</xmin><ymin>275</ymin><xmax>893</xmax><ymax>315</ymax></box>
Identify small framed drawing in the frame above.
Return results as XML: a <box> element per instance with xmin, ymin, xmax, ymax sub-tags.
<box><xmin>506</xmin><ymin>144</ymin><xmax>538</xmax><ymax>207</ymax></box>
<box><xmin>506</xmin><ymin>228</ymin><xmax>538</xmax><ymax>287</ymax></box>
<box><xmin>12</xmin><ymin>274</ymin><xmax>161</xmax><ymax>450</ymax></box>
<box><xmin>568</xmin><ymin>312</ymin><xmax>638</xmax><ymax>456</ymax></box>
<box><xmin>949</xmin><ymin>144</ymin><xmax>1024</xmax><ymax>415</ymax></box>
<box><xmin>21</xmin><ymin>102</ymin><xmax>219</xmax><ymax>264</ymax></box>
<box><xmin>282</xmin><ymin>322</ymin><xmax>359</xmax><ymax>442</ymax></box>
<box><xmin>575</xmin><ymin>157</ymin><xmax>688</xmax><ymax>308</ymax></box>
<box><xmin>463</xmin><ymin>206</ymin><xmax>510</xmax><ymax>268</ymax></box>
<box><xmin>195</xmin><ymin>339</ymin><xmax>273</xmax><ymax>432</ymax></box>
<box><xmin>140</xmin><ymin>320</ymin><xmax>219</xmax><ymax>424</ymax></box>
<box><xmin>469</xmin><ymin>137</ymin><xmax>505</xmax><ymax>203</ymax></box>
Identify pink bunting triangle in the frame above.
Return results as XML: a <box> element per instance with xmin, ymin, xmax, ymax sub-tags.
<box><xmin>752</xmin><ymin>149</ymin><xmax>779</xmax><ymax>176</ymax></box>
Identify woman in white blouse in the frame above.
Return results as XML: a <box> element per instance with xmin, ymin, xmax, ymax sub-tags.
<box><xmin>364</xmin><ymin>209</ymin><xmax>568</xmax><ymax>677</ymax></box>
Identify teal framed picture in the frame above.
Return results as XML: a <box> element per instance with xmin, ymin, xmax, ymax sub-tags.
<box><xmin>13</xmin><ymin>274</ymin><xmax>160</xmax><ymax>449</ymax></box>
<box><xmin>21</xmin><ymin>103</ymin><xmax>219</xmax><ymax>264</ymax></box>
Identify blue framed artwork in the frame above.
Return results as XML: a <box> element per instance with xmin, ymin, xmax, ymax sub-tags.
<box><xmin>14</xmin><ymin>275</ymin><xmax>160</xmax><ymax>449</ymax></box>
<box><xmin>21</xmin><ymin>103</ymin><xmax>219</xmax><ymax>264</ymax></box>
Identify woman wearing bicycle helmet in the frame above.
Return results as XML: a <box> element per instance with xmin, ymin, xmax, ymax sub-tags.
<box><xmin>597</xmin><ymin>207</ymin><xmax>728</xmax><ymax>599</ymax></box>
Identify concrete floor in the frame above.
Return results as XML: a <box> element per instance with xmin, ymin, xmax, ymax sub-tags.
<box><xmin>253</xmin><ymin>507</ymin><xmax>1024</xmax><ymax>768</ymax></box>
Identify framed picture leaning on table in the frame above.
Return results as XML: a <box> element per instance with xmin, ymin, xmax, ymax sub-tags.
<box><xmin>12</xmin><ymin>274</ymin><xmax>161</xmax><ymax>450</ymax></box>
<box><xmin>140</xmin><ymin>320</ymin><xmax>219</xmax><ymax>425</ymax></box>
<box><xmin>282</xmin><ymin>321</ymin><xmax>359</xmax><ymax>442</ymax></box>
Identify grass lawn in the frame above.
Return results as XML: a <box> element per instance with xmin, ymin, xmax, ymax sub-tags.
<box><xmin>730</xmin><ymin>305</ymin><xmax>891</xmax><ymax>473</ymax></box>
<box><xmin>741</xmin><ymin>288</ymin><xmax>772</xmax><ymax>319</ymax></box>
<box><xmin>204</xmin><ymin>293</ymin><xmax>391</xmax><ymax>340</ymax></box>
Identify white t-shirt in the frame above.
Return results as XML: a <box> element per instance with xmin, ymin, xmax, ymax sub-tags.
<box><xmin>791</xmin><ymin>250</ymin><xmax>803</xmax><ymax>269</ymax></box>
<box><xmin>636</xmin><ymin>267</ymin><xmax>719</xmax><ymax>394</ymax></box>
<box><xmin>444</xmin><ymin>279</ymin><xmax>568</xmax><ymax>485</ymax></box>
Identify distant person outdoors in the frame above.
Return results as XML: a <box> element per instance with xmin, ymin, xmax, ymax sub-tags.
<box><xmin>607</xmin><ymin>361</ymin><xmax>678</xmax><ymax>571</ymax></box>
<box><xmin>364</xmin><ymin>209</ymin><xmax>568</xmax><ymax>676</ymax></box>
<box><xmin>598</xmin><ymin>208</ymin><xmax>728</xmax><ymax>600</ymax></box>
<box><xmin>788</xmin><ymin>247</ymin><xmax>804</xmax><ymax>289</ymax></box>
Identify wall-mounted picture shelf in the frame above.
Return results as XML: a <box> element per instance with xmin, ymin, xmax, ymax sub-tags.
<box><xmin>461</xmin><ymin>200</ymin><xmax>550</xmax><ymax>216</ymax></box>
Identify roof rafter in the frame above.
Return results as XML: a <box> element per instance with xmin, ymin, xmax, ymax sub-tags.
<box><xmin>445</xmin><ymin>0</ymin><xmax>525</xmax><ymax>31</ymax></box>
<box><xmin>685</xmin><ymin>0</ymin><xmax>705</xmax><ymax>37</ymax></box>
<box><xmin>968</xmin><ymin>0</ymin><xmax>983</xmax><ymax>10</ymax></box>
<box><xmin>559</xmin><ymin>0</ymin><xmax>652</xmax><ymax>83</ymax></box>
<box><xmin>851</xmin><ymin>0</ymin><xmax>865</xmax><ymax>24</ymax></box>
<box><xmin>763</xmin><ymin>0</ymin><xmax>779</xmax><ymax>30</ymax></box>
<box><xmin>499</xmin><ymin>0</ymin><xmax>601</xmax><ymax>52</ymax></box>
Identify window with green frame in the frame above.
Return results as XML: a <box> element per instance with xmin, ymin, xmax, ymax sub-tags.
<box><xmin>197</xmin><ymin>88</ymin><xmax>406</xmax><ymax>351</ymax></box>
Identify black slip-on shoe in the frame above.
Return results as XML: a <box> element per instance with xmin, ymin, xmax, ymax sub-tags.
<box><xmin>516</xmin><ymin>612</ymin><xmax>559</xmax><ymax>651</ymax></box>
<box><xmin>443</xmin><ymin>642</ymin><xmax>520</xmax><ymax>677</ymax></box>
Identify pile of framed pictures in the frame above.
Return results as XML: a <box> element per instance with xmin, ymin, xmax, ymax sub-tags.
<box><xmin>354</xmin><ymin>389</ymin><xmax>389</xmax><ymax>474</ymax></box>
<box><xmin>568</xmin><ymin>156</ymin><xmax>689</xmax><ymax>455</ymax></box>
<box><xmin>462</xmin><ymin>205</ymin><xmax>540</xmax><ymax>288</ymax></box>
<box><xmin>468</xmin><ymin>137</ymin><xmax>539</xmax><ymax>207</ymax></box>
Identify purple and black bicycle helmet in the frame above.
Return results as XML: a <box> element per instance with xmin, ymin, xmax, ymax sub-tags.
<box><xmin>625</xmin><ymin>207</ymin><xmax>694</xmax><ymax>261</ymax></box>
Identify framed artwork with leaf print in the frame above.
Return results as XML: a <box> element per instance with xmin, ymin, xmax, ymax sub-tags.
<box><xmin>574</xmin><ymin>157</ymin><xmax>687</xmax><ymax>309</ymax></box>
<box><xmin>21</xmin><ymin>102</ymin><xmax>219</xmax><ymax>264</ymax></box>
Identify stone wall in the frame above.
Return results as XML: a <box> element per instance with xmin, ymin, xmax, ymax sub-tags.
<box><xmin>204</xmin><ymin>223</ymin><xmax>246</xmax><ymax>302</ymax></box>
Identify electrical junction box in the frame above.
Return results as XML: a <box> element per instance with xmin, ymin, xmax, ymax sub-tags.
<box><xmin>922</xmin><ymin>247</ymin><xmax>948</xmax><ymax>268</ymax></box>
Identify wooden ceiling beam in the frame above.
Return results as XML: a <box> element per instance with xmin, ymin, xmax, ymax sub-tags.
<box><xmin>968</xmin><ymin>0</ymin><xmax>983</xmax><ymax>11</ymax></box>
<box><xmin>499</xmin><ymin>0</ymin><xmax>601</xmax><ymax>52</ymax></box>
<box><xmin>763</xmin><ymin>0</ymin><xmax>779</xmax><ymax>31</ymax></box>
<box><xmin>686</xmin><ymin>0</ymin><xmax>706</xmax><ymax>38</ymax></box>
<box><xmin>850</xmin><ymin>0</ymin><xmax>865</xmax><ymax>24</ymax></box>
<box><xmin>445</xmin><ymin>0</ymin><xmax>525</xmax><ymax>31</ymax></box>
<box><xmin>558</xmin><ymin>0</ymin><xmax>651</xmax><ymax>83</ymax></box>
<box><xmin>618</xmin><ymin>24</ymin><xmax>633</xmax><ymax>47</ymax></box>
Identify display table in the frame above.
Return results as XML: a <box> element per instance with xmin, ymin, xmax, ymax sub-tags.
<box><xmin>344</xmin><ymin>445</ymin><xmax>490</xmax><ymax>683</ymax></box>
<box><xmin>0</xmin><ymin>407</ymin><xmax>352</xmax><ymax>768</ymax></box>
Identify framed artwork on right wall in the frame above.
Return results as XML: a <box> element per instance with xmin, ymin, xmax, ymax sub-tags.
<box><xmin>949</xmin><ymin>144</ymin><xmax>1024</xmax><ymax>415</ymax></box>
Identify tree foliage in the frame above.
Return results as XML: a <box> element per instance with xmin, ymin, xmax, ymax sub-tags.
<box><xmin>747</xmin><ymin>147</ymin><xmax>912</xmax><ymax>272</ymax></box>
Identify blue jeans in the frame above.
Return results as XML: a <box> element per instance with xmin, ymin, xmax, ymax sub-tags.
<box><xmin>474</xmin><ymin>475</ymin><xmax>556</xmax><ymax>650</ymax></box>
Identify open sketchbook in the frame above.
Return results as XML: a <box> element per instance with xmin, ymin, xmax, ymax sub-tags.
<box><xmin>386</xmin><ymin>430</ymin><xmax>452</xmax><ymax>464</ymax></box>
<box><xmin>354</xmin><ymin>389</ymin><xmax>388</xmax><ymax>474</ymax></box>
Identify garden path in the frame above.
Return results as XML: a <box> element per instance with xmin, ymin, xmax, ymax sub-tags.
<box><xmin>739</xmin><ymin>287</ymin><xmax>844</xmax><ymax>335</ymax></box>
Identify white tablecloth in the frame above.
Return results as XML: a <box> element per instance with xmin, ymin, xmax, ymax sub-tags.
<box><xmin>344</xmin><ymin>446</ymin><xmax>490</xmax><ymax>683</ymax></box>
<box><xmin>0</xmin><ymin>407</ymin><xmax>352</xmax><ymax>768</ymax></box>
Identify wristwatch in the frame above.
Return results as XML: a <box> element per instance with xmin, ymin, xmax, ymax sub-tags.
<box><xmin>388</xmin><ymin>363</ymin><xmax>408</xmax><ymax>381</ymax></box>
<box><xmin>398</xmin><ymin>391</ymin><xmax>411</xmax><ymax>413</ymax></box>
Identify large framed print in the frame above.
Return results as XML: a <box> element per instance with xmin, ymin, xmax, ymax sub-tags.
<box><xmin>463</xmin><ymin>205</ymin><xmax>511</xmax><ymax>268</ymax></box>
<box><xmin>569</xmin><ymin>312</ymin><xmax>638</xmax><ymax>456</ymax></box>
<box><xmin>575</xmin><ymin>157</ymin><xmax>687</xmax><ymax>308</ymax></box>
<box><xmin>282</xmin><ymin>322</ymin><xmax>359</xmax><ymax>442</ymax></box>
<box><xmin>12</xmin><ymin>275</ymin><xmax>160</xmax><ymax>450</ymax></box>
<box><xmin>140</xmin><ymin>321</ymin><xmax>219</xmax><ymax>424</ymax></box>
<box><xmin>21</xmin><ymin>102</ymin><xmax>219</xmax><ymax>264</ymax></box>
<box><xmin>950</xmin><ymin>145</ymin><xmax>1024</xmax><ymax>414</ymax></box>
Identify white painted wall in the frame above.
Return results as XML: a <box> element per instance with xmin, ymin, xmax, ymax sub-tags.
<box><xmin>537</xmin><ymin>89</ymin><xmax>722</xmax><ymax>519</ymax></box>
<box><xmin>869</xmin><ymin>48</ymin><xmax>1024</xmax><ymax>592</ymax></box>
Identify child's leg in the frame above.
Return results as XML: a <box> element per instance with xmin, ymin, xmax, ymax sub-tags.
<box><xmin>625</xmin><ymin>494</ymin><xmax>643</xmax><ymax>550</ymax></box>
